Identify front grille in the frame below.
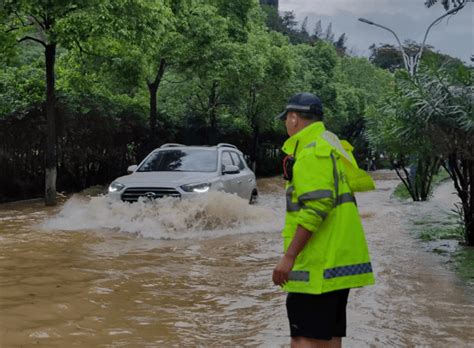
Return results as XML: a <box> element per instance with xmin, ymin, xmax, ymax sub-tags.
<box><xmin>121</xmin><ymin>187</ymin><xmax>181</xmax><ymax>202</ymax></box>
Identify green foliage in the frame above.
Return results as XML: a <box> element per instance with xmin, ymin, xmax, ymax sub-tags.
<box><xmin>327</xmin><ymin>56</ymin><xmax>394</xmax><ymax>162</ymax></box>
<box><xmin>407</xmin><ymin>65</ymin><xmax>472</xmax><ymax>137</ymax></box>
<box><xmin>336</xmin><ymin>57</ymin><xmax>394</xmax><ymax>105</ymax></box>
<box><xmin>291</xmin><ymin>41</ymin><xmax>338</xmax><ymax>98</ymax></box>
<box><xmin>418</xmin><ymin>226</ymin><xmax>464</xmax><ymax>241</ymax></box>
<box><xmin>0</xmin><ymin>0</ymin><xmax>399</xmax><ymax>200</ymax></box>
<box><xmin>366</xmin><ymin>56</ymin><xmax>473</xmax><ymax>244</ymax></box>
<box><xmin>0</xmin><ymin>60</ymin><xmax>44</xmax><ymax>117</ymax></box>
<box><xmin>365</xmin><ymin>66</ymin><xmax>444</xmax><ymax>202</ymax></box>
<box><xmin>453</xmin><ymin>247</ymin><xmax>474</xmax><ymax>287</ymax></box>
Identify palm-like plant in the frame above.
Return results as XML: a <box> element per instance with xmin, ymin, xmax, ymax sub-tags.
<box><xmin>403</xmin><ymin>64</ymin><xmax>473</xmax><ymax>245</ymax></box>
<box><xmin>365</xmin><ymin>71</ymin><xmax>442</xmax><ymax>203</ymax></box>
<box><xmin>366</xmin><ymin>62</ymin><xmax>473</xmax><ymax>245</ymax></box>
<box><xmin>425</xmin><ymin>0</ymin><xmax>466</xmax><ymax>10</ymax></box>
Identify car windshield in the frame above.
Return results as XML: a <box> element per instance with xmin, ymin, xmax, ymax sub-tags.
<box><xmin>138</xmin><ymin>149</ymin><xmax>217</xmax><ymax>172</ymax></box>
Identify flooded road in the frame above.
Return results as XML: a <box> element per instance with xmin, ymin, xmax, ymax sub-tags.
<box><xmin>1</xmin><ymin>175</ymin><xmax>473</xmax><ymax>347</ymax></box>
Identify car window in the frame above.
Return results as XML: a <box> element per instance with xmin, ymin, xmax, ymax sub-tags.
<box><xmin>239</xmin><ymin>154</ymin><xmax>249</xmax><ymax>169</ymax></box>
<box><xmin>138</xmin><ymin>149</ymin><xmax>217</xmax><ymax>172</ymax></box>
<box><xmin>230</xmin><ymin>152</ymin><xmax>245</xmax><ymax>170</ymax></box>
<box><xmin>221</xmin><ymin>152</ymin><xmax>233</xmax><ymax>171</ymax></box>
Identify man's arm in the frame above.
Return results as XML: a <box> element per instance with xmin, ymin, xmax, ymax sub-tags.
<box><xmin>272</xmin><ymin>225</ymin><xmax>312</xmax><ymax>286</ymax></box>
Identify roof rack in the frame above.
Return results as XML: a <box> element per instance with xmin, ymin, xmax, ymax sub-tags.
<box><xmin>217</xmin><ymin>143</ymin><xmax>237</xmax><ymax>149</ymax></box>
<box><xmin>160</xmin><ymin>143</ymin><xmax>186</xmax><ymax>148</ymax></box>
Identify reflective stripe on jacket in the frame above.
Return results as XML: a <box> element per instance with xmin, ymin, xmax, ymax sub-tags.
<box><xmin>281</xmin><ymin>121</ymin><xmax>375</xmax><ymax>295</ymax></box>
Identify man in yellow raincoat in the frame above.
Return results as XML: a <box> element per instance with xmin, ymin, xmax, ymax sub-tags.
<box><xmin>272</xmin><ymin>92</ymin><xmax>375</xmax><ymax>348</ymax></box>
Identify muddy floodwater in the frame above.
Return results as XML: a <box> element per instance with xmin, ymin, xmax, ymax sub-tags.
<box><xmin>1</xmin><ymin>174</ymin><xmax>473</xmax><ymax>347</ymax></box>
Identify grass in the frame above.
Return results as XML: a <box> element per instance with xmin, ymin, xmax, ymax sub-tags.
<box><xmin>453</xmin><ymin>248</ymin><xmax>474</xmax><ymax>286</ymax></box>
<box><xmin>393</xmin><ymin>182</ymin><xmax>412</xmax><ymax>200</ymax></box>
<box><xmin>410</xmin><ymin>212</ymin><xmax>473</xmax><ymax>288</ymax></box>
<box><xmin>418</xmin><ymin>226</ymin><xmax>464</xmax><ymax>241</ymax></box>
<box><xmin>392</xmin><ymin>167</ymin><xmax>450</xmax><ymax>200</ymax></box>
<box><xmin>394</xmin><ymin>166</ymin><xmax>473</xmax><ymax>288</ymax></box>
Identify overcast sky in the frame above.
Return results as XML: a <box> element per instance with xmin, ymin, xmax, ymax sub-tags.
<box><xmin>279</xmin><ymin>0</ymin><xmax>473</xmax><ymax>63</ymax></box>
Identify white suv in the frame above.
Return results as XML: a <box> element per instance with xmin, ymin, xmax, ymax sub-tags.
<box><xmin>107</xmin><ymin>143</ymin><xmax>258</xmax><ymax>203</ymax></box>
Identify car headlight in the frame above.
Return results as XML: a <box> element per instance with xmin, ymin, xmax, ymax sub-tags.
<box><xmin>180</xmin><ymin>182</ymin><xmax>211</xmax><ymax>193</ymax></box>
<box><xmin>108</xmin><ymin>182</ymin><xmax>125</xmax><ymax>193</ymax></box>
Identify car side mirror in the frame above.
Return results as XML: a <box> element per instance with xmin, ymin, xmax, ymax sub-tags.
<box><xmin>222</xmin><ymin>164</ymin><xmax>240</xmax><ymax>175</ymax></box>
<box><xmin>127</xmin><ymin>165</ymin><xmax>138</xmax><ymax>174</ymax></box>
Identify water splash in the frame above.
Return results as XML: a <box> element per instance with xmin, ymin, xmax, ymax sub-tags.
<box><xmin>41</xmin><ymin>192</ymin><xmax>284</xmax><ymax>240</ymax></box>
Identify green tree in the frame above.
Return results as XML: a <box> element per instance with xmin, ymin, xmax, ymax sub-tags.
<box><xmin>334</xmin><ymin>33</ymin><xmax>347</xmax><ymax>56</ymax></box>
<box><xmin>174</xmin><ymin>0</ymin><xmax>259</xmax><ymax>145</ymax></box>
<box><xmin>401</xmin><ymin>64</ymin><xmax>473</xmax><ymax>244</ymax></box>
<box><xmin>365</xmin><ymin>65</ymin><xmax>445</xmax><ymax>202</ymax></box>
<box><xmin>312</xmin><ymin>20</ymin><xmax>323</xmax><ymax>40</ymax></box>
<box><xmin>1</xmin><ymin>0</ymin><xmax>99</xmax><ymax>205</ymax></box>
<box><xmin>331</xmin><ymin>56</ymin><xmax>394</xmax><ymax>163</ymax></box>
<box><xmin>369</xmin><ymin>43</ymin><xmax>404</xmax><ymax>72</ymax></box>
<box><xmin>291</xmin><ymin>41</ymin><xmax>338</xmax><ymax>98</ymax></box>
<box><xmin>0</xmin><ymin>0</ymin><xmax>171</xmax><ymax>204</ymax></box>
<box><xmin>0</xmin><ymin>49</ymin><xmax>44</xmax><ymax>117</ymax></box>
<box><xmin>324</xmin><ymin>22</ymin><xmax>335</xmax><ymax>43</ymax></box>
<box><xmin>61</xmin><ymin>0</ymin><xmax>172</xmax><ymax>147</ymax></box>
<box><xmin>227</xmin><ymin>28</ymin><xmax>293</xmax><ymax>169</ymax></box>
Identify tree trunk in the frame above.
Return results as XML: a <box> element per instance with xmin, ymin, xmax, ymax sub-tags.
<box><xmin>147</xmin><ymin>58</ymin><xmax>166</xmax><ymax>147</ymax></box>
<box><xmin>249</xmin><ymin>87</ymin><xmax>259</xmax><ymax>168</ymax></box>
<box><xmin>251</xmin><ymin>125</ymin><xmax>259</xmax><ymax>173</ymax></box>
<box><xmin>44</xmin><ymin>43</ymin><xmax>57</xmax><ymax>206</ymax></box>
<box><xmin>207</xmin><ymin>80</ymin><xmax>219</xmax><ymax>145</ymax></box>
<box><xmin>148</xmin><ymin>83</ymin><xmax>158</xmax><ymax>144</ymax></box>
<box><xmin>391</xmin><ymin>156</ymin><xmax>417</xmax><ymax>201</ymax></box>
<box><xmin>443</xmin><ymin>155</ymin><xmax>474</xmax><ymax>246</ymax></box>
<box><xmin>421</xmin><ymin>157</ymin><xmax>441</xmax><ymax>201</ymax></box>
<box><xmin>392</xmin><ymin>155</ymin><xmax>440</xmax><ymax>202</ymax></box>
<box><xmin>466</xmin><ymin>160</ymin><xmax>474</xmax><ymax>245</ymax></box>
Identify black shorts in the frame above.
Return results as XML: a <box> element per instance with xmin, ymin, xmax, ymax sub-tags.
<box><xmin>286</xmin><ymin>289</ymin><xmax>350</xmax><ymax>340</ymax></box>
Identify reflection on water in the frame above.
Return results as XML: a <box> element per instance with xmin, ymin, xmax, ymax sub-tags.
<box><xmin>1</xmin><ymin>176</ymin><xmax>473</xmax><ymax>347</ymax></box>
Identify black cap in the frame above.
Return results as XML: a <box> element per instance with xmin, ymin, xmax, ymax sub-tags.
<box><xmin>276</xmin><ymin>92</ymin><xmax>324</xmax><ymax>120</ymax></box>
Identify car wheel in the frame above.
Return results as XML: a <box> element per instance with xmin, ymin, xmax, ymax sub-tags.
<box><xmin>249</xmin><ymin>189</ymin><xmax>258</xmax><ymax>205</ymax></box>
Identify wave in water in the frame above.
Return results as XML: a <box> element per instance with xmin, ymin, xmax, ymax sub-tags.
<box><xmin>41</xmin><ymin>192</ymin><xmax>284</xmax><ymax>240</ymax></box>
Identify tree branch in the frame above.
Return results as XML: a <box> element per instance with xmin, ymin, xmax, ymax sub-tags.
<box><xmin>192</xmin><ymin>93</ymin><xmax>207</xmax><ymax>112</ymax></box>
<box><xmin>13</xmin><ymin>10</ymin><xmax>27</xmax><ymax>27</ymax></box>
<box><xmin>6</xmin><ymin>26</ymin><xmax>21</xmax><ymax>33</ymax></box>
<box><xmin>73</xmin><ymin>38</ymin><xmax>113</xmax><ymax>60</ymax></box>
<box><xmin>152</xmin><ymin>58</ymin><xmax>166</xmax><ymax>87</ymax></box>
<box><xmin>18</xmin><ymin>36</ymin><xmax>46</xmax><ymax>48</ymax></box>
<box><xmin>6</xmin><ymin>20</ymin><xmax>34</xmax><ymax>33</ymax></box>
<box><xmin>40</xmin><ymin>14</ymin><xmax>48</xmax><ymax>25</ymax></box>
<box><xmin>28</xmin><ymin>14</ymin><xmax>45</xmax><ymax>30</ymax></box>
<box><xmin>394</xmin><ymin>164</ymin><xmax>416</xmax><ymax>201</ymax></box>
<box><xmin>395</xmin><ymin>156</ymin><xmax>418</xmax><ymax>201</ymax></box>
<box><xmin>448</xmin><ymin>155</ymin><xmax>468</xmax><ymax>204</ymax></box>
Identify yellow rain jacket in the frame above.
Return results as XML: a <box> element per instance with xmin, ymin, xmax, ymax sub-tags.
<box><xmin>282</xmin><ymin>121</ymin><xmax>375</xmax><ymax>294</ymax></box>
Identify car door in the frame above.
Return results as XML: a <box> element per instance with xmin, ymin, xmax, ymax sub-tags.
<box><xmin>230</xmin><ymin>152</ymin><xmax>254</xmax><ymax>200</ymax></box>
<box><xmin>220</xmin><ymin>151</ymin><xmax>237</xmax><ymax>195</ymax></box>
